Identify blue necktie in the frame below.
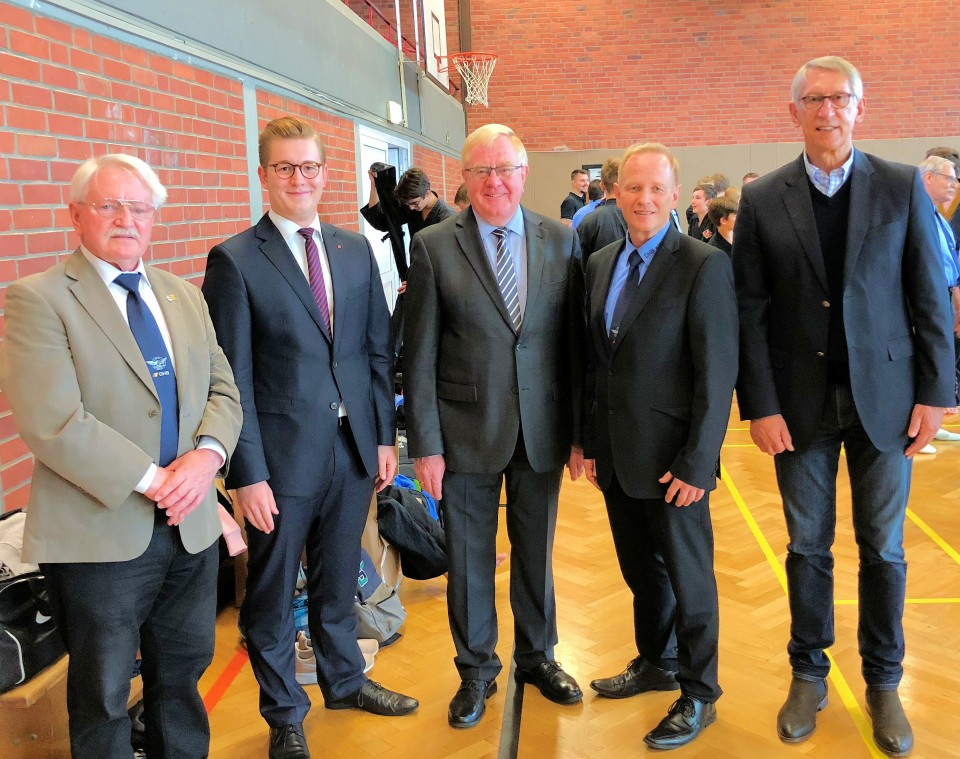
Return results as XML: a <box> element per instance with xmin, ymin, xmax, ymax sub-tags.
<box><xmin>114</xmin><ymin>273</ymin><xmax>179</xmax><ymax>467</ymax></box>
<box><xmin>609</xmin><ymin>250</ymin><xmax>642</xmax><ymax>343</ymax></box>
<box><xmin>493</xmin><ymin>227</ymin><xmax>522</xmax><ymax>331</ymax></box>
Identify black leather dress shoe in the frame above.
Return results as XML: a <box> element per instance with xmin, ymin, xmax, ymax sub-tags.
<box><xmin>515</xmin><ymin>661</ymin><xmax>583</xmax><ymax>704</ymax></box>
<box><xmin>643</xmin><ymin>696</ymin><xmax>716</xmax><ymax>750</ymax></box>
<box><xmin>448</xmin><ymin>679</ymin><xmax>498</xmax><ymax>728</ymax></box>
<box><xmin>865</xmin><ymin>688</ymin><xmax>913</xmax><ymax>757</ymax></box>
<box><xmin>590</xmin><ymin>657</ymin><xmax>679</xmax><ymax>699</ymax></box>
<box><xmin>269</xmin><ymin>723</ymin><xmax>310</xmax><ymax>759</ymax></box>
<box><xmin>326</xmin><ymin>680</ymin><xmax>419</xmax><ymax>716</ymax></box>
<box><xmin>777</xmin><ymin>677</ymin><xmax>827</xmax><ymax>743</ymax></box>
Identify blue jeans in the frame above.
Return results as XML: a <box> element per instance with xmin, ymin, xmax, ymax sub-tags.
<box><xmin>774</xmin><ymin>381</ymin><xmax>911</xmax><ymax>689</ymax></box>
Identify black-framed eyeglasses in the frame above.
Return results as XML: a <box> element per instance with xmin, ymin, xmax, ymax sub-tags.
<box><xmin>463</xmin><ymin>165</ymin><xmax>525</xmax><ymax>180</ymax></box>
<box><xmin>77</xmin><ymin>198</ymin><xmax>157</xmax><ymax>220</ymax></box>
<box><xmin>933</xmin><ymin>172</ymin><xmax>959</xmax><ymax>187</ymax></box>
<box><xmin>798</xmin><ymin>93</ymin><xmax>856</xmax><ymax>110</ymax></box>
<box><xmin>268</xmin><ymin>162</ymin><xmax>323</xmax><ymax>179</ymax></box>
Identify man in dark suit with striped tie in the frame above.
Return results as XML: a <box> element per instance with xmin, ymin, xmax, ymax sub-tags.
<box><xmin>404</xmin><ymin>123</ymin><xmax>585</xmax><ymax>729</ymax></box>
<box><xmin>202</xmin><ymin>117</ymin><xmax>416</xmax><ymax>759</ymax></box>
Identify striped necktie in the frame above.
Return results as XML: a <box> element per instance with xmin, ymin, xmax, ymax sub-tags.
<box><xmin>493</xmin><ymin>227</ymin><xmax>522</xmax><ymax>331</ymax></box>
<box><xmin>298</xmin><ymin>227</ymin><xmax>332</xmax><ymax>336</ymax></box>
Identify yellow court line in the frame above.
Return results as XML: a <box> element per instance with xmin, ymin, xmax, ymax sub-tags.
<box><xmin>720</xmin><ymin>464</ymin><xmax>886</xmax><ymax>759</ymax></box>
<box><xmin>905</xmin><ymin>508</ymin><xmax>960</xmax><ymax>567</ymax></box>
<box><xmin>721</xmin><ymin>443</ymin><xmax>760</xmax><ymax>448</ymax></box>
<box><xmin>836</xmin><ymin>598</ymin><xmax>960</xmax><ymax>605</ymax></box>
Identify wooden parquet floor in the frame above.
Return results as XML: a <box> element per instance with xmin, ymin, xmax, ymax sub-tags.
<box><xmin>204</xmin><ymin>407</ymin><xmax>960</xmax><ymax>758</ymax></box>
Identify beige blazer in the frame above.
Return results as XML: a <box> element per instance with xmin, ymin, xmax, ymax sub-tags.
<box><xmin>0</xmin><ymin>249</ymin><xmax>242</xmax><ymax>563</ymax></box>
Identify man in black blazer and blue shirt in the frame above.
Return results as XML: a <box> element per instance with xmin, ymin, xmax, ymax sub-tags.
<box><xmin>404</xmin><ymin>123</ymin><xmax>585</xmax><ymax>729</ymax></box>
<box><xmin>733</xmin><ymin>57</ymin><xmax>954</xmax><ymax>758</ymax></box>
<box><xmin>202</xmin><ymin>117</ymin><xmax>417</xmax><ymax>759</ymax></box>
<box><xmin>582</xmin><ymin>143</ymin><xmax>738</xmax><ymax>750</ymax></box>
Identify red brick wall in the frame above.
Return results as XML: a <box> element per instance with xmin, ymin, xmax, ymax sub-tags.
<box><xmin>0</xmin><ymin>1</ymin><xmax>250</xmax><ymax>509</ymax></box>
<box><xmin>256</xmin><ymin>91</ymin><xmax>360</xmax><ymax>231</ymax></box>
<box><xmin>465</xmin><ymin>0</ymin><xmax>960</xmax><ymax>150</ymax></box>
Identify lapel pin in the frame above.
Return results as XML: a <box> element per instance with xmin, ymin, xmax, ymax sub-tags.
<box><xmin>337</xmin><ymin>244</ymin><xmax>342</xmax><ymax>249</ymax></box>
<box><xmin>166</xmin><ymin>293</ymin><xmax>177</xmax><ymax>302</ymax></box>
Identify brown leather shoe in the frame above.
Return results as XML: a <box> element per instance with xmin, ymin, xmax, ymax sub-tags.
<box><xmin>865</xmin><ymin>688</ymin><xmax>913</xmax><ymax>757</ymax></box>
<box><xmin>777</xmin><ymin>677</ymin><xmax>827</xmax><ymax>743</ymax></box>
<box><xmin>590</xmin><ymin>656</ymin><xmax>679</xmax><ymax>699</ymax></box>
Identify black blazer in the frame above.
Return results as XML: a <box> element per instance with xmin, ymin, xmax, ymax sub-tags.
<box><xmin>578</xmin><ymin>200</ymin><xmax>628</xmax><ymax>263</ymax></box>
<box><xmin>202</xmin><ymin>214</ymin><xmax>395</xmax><ymax>496</ymax></box>
<box><xmin>404</xmin><ymin>207</ymin><xmax>584</xmax><ymax>474</ymax></box>
<box><xmin>734</xmin><ymin>151</ymin><xmax>954</xmax><ymax>453</ymax></box>
<box><xmin>583</xmin><ymin>225</ymin><xmax>739</xmax><ymax>497</ymax></box>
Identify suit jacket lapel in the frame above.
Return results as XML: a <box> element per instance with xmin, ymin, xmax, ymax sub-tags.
<box><xmin>611</xmin><ymin>226</ymin><xmax>680</xmax><ymax>354</ymax></box>
<box><xmin>591</xmin><ymin>243</ymin><xmax>620</xmax><ymax>361</ymax></box>
<box><xmin>455</xmin><ymin>209</ymin><xmax>517</xmax><ymax>331</ymax></box>
<box><xmin>782</xmin><ymin>155</ymin><xmax>829</xmax><ymax>293</ymax></box>
<box><xmin>843</xmin><ymin>150</ymin><xmax>872</xmax><ymax>288</ymax></box>
<box><xmin>65</xmin><ymin>250</ymin><xmax>158</xmax><ymax>398</ymax></box>
<box><xmin>521</xmin><ymin>210</ymin><xmax>546</xmax><ymax>336</ymax></box>
<box><xmin>256</xmin><ymin>215</ymin><xmax>331</xmax><ymax>344</ymax></box>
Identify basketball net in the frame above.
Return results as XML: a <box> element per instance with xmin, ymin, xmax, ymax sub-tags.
<box><xmin>449</xmin><ymin>53</ymin><xmax>497</xmax><ymax>107</ymax></box>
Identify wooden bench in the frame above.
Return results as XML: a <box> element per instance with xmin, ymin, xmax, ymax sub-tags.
<box><xmin>0</xmin><ymin>656</ymin><xmax>143</xmax><ymax>759</ymax></box>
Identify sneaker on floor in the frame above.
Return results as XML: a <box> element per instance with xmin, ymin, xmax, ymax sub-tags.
<box><xmin>934</xmin><ymin>428</ymin><xmax>960</xmax><ymax>441</ymax></box>
<box><xmin>295</xmin><ymin>632</ymin><xmax>318</xmax><ymax>685</ymax></box>
<box><xmin>918</xmin><ymin>444</ymin><xmax>937</xmax><ymax>454</ymax></box>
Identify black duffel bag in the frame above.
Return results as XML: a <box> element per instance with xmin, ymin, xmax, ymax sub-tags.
<box><xmin>0</xmin><ymin>571</ymin><xmax>65</xmax><ymax>693</ymax></box>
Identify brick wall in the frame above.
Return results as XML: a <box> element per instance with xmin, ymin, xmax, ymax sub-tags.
<box><xmin>465</xmin><ymin>0</ymin><xmax>960</xmax><ymax>150</ymax></box>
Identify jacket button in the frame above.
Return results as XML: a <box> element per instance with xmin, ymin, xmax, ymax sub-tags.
<box><xmin>333</xmin><ymin>361</ymin><xmax>338</xmax><ymax>368</ymax></box>
<box><xmin>816</xmin><ymin>351</ymin><xmax>825</xmax><ymax>358</ymax></box>
<box><xmin>148</xmin><ymin>409</ymin><xmax>158</xmax><ymax>418</ymax></box>
<box><xmin>330</xmin><ymin>402</ymin><xmax>339</xmax><ymax>411</ymax></box>
<box><xmin>821</xmin><ymin>300</ymin><xmax>830</xmax><ymax>308</ymax></box>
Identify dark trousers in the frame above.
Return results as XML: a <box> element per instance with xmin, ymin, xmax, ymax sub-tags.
<box><xmin>602</xmin><ymin>472</ymin><xmax>721</xmax><ymax>703</ymax></box>
<box><xmin>441</xmin><ymin>434</ymin><xmax>563</xmax><ymax>681</ymax></box>
<box><xmin>240</xmin><ymin>423</ymin><xmax>373</xmax><ymax>727</ymax></box>
<box><xmin>42</xmin><ymin>513</ymin><xmax>218</xmax><ymax>759</ymax></box>
<box><xmin>774</xmin><ymin>381</ymin><xmax>911</xmax><ymax>688</ymax></box>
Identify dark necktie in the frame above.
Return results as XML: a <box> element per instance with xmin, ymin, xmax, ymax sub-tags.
<box><xmin>493</xmin><ymin>227</ymin><xmax>522</xmax><ymax>330</ymax></box>
<box><xmin>298</xmin><ymin>227</ymin><xmax>332</xmax><ymax>336</ymax></box>
<box><xmin>609</xmin><ymin>250</ymin><xmax>642</xmax><ymax>343</ymax></box>
<box><xmin>114</xmin><ymin>273</ymin><xmax>179</xmax><ymax>467</ymax></box>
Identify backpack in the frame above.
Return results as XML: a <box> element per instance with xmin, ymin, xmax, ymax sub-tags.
<box><xmin>354</xmin><ymin>547</ymin><xmax>406</xmax><ymax>644</ymax></box>
<box><xmin>0</xmin><ymin>510</ymin><xmax>65</xmax><ymax>694</ymax></box>
<box><xmin>376</xmin><ymin>485</ymin><xmax>447</xmax><ymax>580</ymax></box>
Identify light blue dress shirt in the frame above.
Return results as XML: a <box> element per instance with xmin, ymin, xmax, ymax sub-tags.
<box><xmin>476</xmin><ymin>208</ymin><xmax>528</xmax><ymax>319</ymax></box>
<box><xmin>603</xmin><ymin>221</ymin><xmax>671</xmax><ymax>333</ymax></box>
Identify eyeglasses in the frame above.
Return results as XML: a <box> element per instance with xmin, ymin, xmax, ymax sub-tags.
<box><xmin>798</xmin><ymin>93</ymin><xmax>856</xmax><ymax>110</ymax></box>
<box><xmin>268</xmin><ymin>162</ymin><xmax>323</xmax><ymax>179</ymax></box>
<box><xmin>932</xmin><ymin>172</ymin><xmax>959</xmax><ymax>187</ymax></box>
<box><xmin>77</xmin><ymin>198</ymin><xmax>157</xmax><ymax>220</ymax></box>
<box><xmin>463</xmin><ymin>165</ymin><xmax>525</xmax><ymax>180</ymax></box>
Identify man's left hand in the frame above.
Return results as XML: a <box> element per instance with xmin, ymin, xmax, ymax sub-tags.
<box><xmin>155</xmin><ymin>449</ymin><xmax>223</xmax><ymax>524</ymax></box>
<box><xmin>659</xmin><ymin>471</ymin><xmax>705</xmax><ymax>507</ymax></box>
<box><xmin>376</xmin><ymin>445</ymin><xmax>398</xmax><ymax>492</ymax></box>
<box><xmin>905</xmin><ymin>403</ymin><xmax>946</xmax><ymax>457</ymax></box>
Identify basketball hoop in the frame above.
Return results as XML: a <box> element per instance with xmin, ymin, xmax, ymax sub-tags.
<box><xmin>439</xmin><ymin>52</ymin><xmax>498</xmax><ymax>107</ymax></box>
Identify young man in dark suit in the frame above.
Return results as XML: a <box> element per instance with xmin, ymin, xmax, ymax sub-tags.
<box><xmin>202</xmin><ymin>117</ymin><xmax>416</xmax><ymax>759</ymax></box>
<box><xmin>734</xmin><ymin>57</ymin><xmax>954</xmax><ymax>757</ymax></box>
<box><xmin>582</xmin><ymin>143</ymin><xmax>738</xmax><ymax>750</ymax></box>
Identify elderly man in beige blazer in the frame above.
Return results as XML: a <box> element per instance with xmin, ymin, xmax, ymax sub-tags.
<box><xmin>0</xmin><ymin>154</ymin><xmax>241</xmax><ymax>759</ymax></box>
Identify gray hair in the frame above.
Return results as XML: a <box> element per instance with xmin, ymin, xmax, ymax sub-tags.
<box><xmin>790</xmin><ymin>56</ymin><xmax>864</xmax><ymax>104</ymax></box>
<box><xmin>461</xmin><ymin>123</ymin><xmax>528</xmax><ymax>166</ymax></box>
<box><xmin>919</xmin><ymin>155</ymin><xmax>957</xmax><ymax>177</ymax></box>
<box><xmin>71</xmin><ymin>154</ymin><xmax>167</xmax><ymax>207</ymax></box>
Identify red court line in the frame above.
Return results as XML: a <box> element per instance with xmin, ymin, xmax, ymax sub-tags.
<box><xmin>203</xmin><ymin>648</ymin><xmax>249</xmax><ymax>714</ymax></box>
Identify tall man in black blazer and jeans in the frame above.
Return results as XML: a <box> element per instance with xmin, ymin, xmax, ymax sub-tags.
<box><xmin>733</xmin><ymin>57</ymin><xmax>954</xmax><ymax>757</ymax></box>
<box><xmin>582</xmin><ymin>143</ymin><xmax>738</xmax><ymax>751</ymax></box>
<box><xmin>203</xmin><ymin>116</ymin><xmax>417</xmax><ymax>759</ymax></box>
